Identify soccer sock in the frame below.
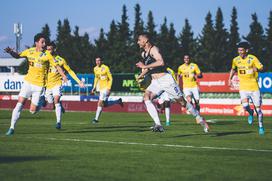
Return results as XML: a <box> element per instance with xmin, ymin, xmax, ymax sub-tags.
<box><xmin>165</xmin><ymin>107</ymin><xmax>170</xmax><ymax>122</ymax></box>
<box><xmin>242</xmin><ymin>102</ymin><xmax>253</xmax><ymax>115</ymax></box>
<box><xmin>144</xmin><ymin>100</ymin><xmax>161</xmax><ymax>126</ymax></box>
<box><xmin>105</xmin><ymin>99</ymin><xmax>120</xmax><ymax>107</ymax></box>
<box><xmin>55</xmin><ymin>103</ymin><xmax>62</xmax><ymax>123</ymax></box>
<box><xmin>257</xmin><ymin>108</ymin><xmax>264</xmax><ymax>128</ymax></box>
<box><xmin>186</xmin><ymin>102</ymin><xmax>199</xmax><ymax>117</ymax></box>
<box><xmin>10</xmin><ymin>102</ymin><xmax>23</xmax><ymax>129</ymax></box>
<box><xmin>95</xmin><ymin>106</ymin><xmax>103</xmax><ymax>120</ymax></box>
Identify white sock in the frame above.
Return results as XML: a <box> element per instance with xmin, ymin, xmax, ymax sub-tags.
<box><xmin>165</xmin><ymin>107</ymin><xmax>170</xmax><ymax>122</ymax></box>
<box><xmin>186</xmin><ymin>102</ymin><xmax>199</xmax><ymax>117</ymax></box>
<box><xmin>55</xmin><ymin>103</ymin><xmax>62</xmax><ymax>123</ymax></box>
<box><xmin>95</xmin><ymin>106</ymin><xmax>103</xmax><ymax>120</ymax></box>
<box><xmin>144</xmin><ymin>100</ymin><xmax>161</xmax><ymax>126</ymax></box>
<box><xmin>10</xmin><ymin>102</ymin><xmax>23</xmax><ymax>129</ymax></box>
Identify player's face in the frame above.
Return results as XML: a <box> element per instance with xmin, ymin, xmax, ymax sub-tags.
<box><xmin>137</xmin><ymin>36</ymin><xmax>147</xmax><ymax>48</ymax></box>
<box><xmin>184</xmin><ymin>55</ymin><xmax>190</xmax><ymax>64</ymax></box>
<box><xmin>46</xmin><ymin>45</ymin><xmax>54</xmax><ymax>53</ymax></box>
<box><xmin>96</xmin><ymin>58</ymin><xmax>102</xmax><ymax>66</ymax></box>
<box><xmin>238</xmin><ymin>47</ymin><xmax>247</xmax><ymax>57</ymax></box>
<box><xmin>35</xmin><ymin>38</ymin><xmax>46</xmax><ymax>50</ymax></box>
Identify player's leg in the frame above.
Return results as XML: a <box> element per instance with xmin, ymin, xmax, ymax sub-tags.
<box><xmin>145</xmin><ymin>79</ymin><xmax>164</xmax><ymax>132</ymax></box>
<box><xmin>29</xmin><ymin>84</ymin><xmax>44</xmax><ymax>114</ymax></box>
<box><xmin>184</xmin><ymin>88</ymin><xmax>193</xmax><ymax>114</ymax></box>
<box><xmin>162</xmin><ymin>74</ymin><xmax>209</xmax><ymax>132</ymax></box>
<box><xmin>160</xmin><ymin>92</ymin><xmax>171</xmax><ymax>126</ymax></box>
<box><xmin>92</xmin><ymin>90</ymin><xmax>107</xmax><ymax>123</ymax></box>
<box><xmin>6</xmin><ymin>82</ymin><xmax>32</xmax><ymax>135</ymax></box>
<box><xmin>251</xmin><ymin>91</ymin><xmax>264</xmax><ymax>135</ymax></box>
<box><xmin>52</xmin><ymin>85</ymin><xmax>62</xmax><ymax>129</ymax></box>
<box><xmin>192</xmin><ymin>87</ymin><xmax>200</xmax><ymax>112</ymax></box>
<box><xmin>240</xmin><ymin>91</ymin><xmax>254</xmax><ymax>124</ymax></box>
<box><xmin>6</xmin><ymin>96</ymin><xmax>27</xmax><ymax>136</ymax></box>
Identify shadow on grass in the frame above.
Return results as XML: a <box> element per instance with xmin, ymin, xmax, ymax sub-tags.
<box><xmin>63</xmin><ymin>125</ymin><xmax>151</xmax><ymax>133</ymax></box>
<box><xmin>212</xmin><ymin>131</ymin><xmax>253</xmax><ymax>137</ymax></box>
<box><xmin>0</xmin><ymin>156</ymin><xmax>56</xmax><ymax>164</ymax></box>
<box><xmin>173</xmin><ymin>131</ymin><xmax>253</xmax><ymax>138</ymax></box>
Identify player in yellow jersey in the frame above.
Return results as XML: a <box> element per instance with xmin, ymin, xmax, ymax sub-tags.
<box><xmin>4</xmin><ymin>33</ymin><xmax>66</xmax><ymax>136</ymax></box>
<box><xmin>228</xmin><ymin>42</ymin><xmax>264</xmax><ymax>135</ymax></box>
<box><xmin>91</xmin><ymin>57</ymin><xmax>123</xmax><ymax>123</ymax></box>
<box><xmin>46</xmin><ymin>42</ymin><xmax>85</xmax><ymax>129</ymax></box>
<box><xmin>177</xmin><ymin>54</ymin><xmax>202</xmax><ymax>111</ymax></box>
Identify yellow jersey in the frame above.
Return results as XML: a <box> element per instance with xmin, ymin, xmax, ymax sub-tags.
<box><xmin>47</xmin><ymin>55</ymin><xmax>81</xmax><ymax>89</ymax></box>
<box><xmin>232</xmin><ymin>54</ymin><xmax>263</xmax><ymax>91</ymax></box>
<box><xmin>166</xmin><ymin>67</ymin><xmax>177</xmax><ymax>82</ymax></box>
<box><xmin>177</xmin><ymin>63</ymin><xmax>201</xmax><ymax>88</ymax></box>
<box><xmin>93</xmin><ymin>64</ymin><xmax>112</xmax><ymax>91</ymax></box>
<box><xmin>19</xmin><ymin>47</ymin><xmax>56</xmax><ymax>87</ymax></box>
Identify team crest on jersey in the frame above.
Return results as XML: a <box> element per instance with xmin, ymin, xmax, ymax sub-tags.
<box><xmin>101</xmin><ymin>67</ymin><xmax>105</xmax><ymax>71</ymax></box>
<box><xmin>190</xmin><ymin>65</ymin><xmax>194</xmax><ymax>69</ymax></box>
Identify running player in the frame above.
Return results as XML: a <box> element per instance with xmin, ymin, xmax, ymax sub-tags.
<box><xmin>136</xmin><ymin>33</ymin><xmax>209</xmax><ymax>133</ymax></box>
<box><xmin>4</xmin><ymin>33</ymin><xmax>66</xmax><ymax>135</ymax></box>
<box><xmin>91</xmin><ymin>57</ymin><xmax>123</xmax><ymax>123</ymax></box>
<box><xmin>177</xmin><ymin>54</ymin><xmax>202</xmax><ymax>111</ymax></box>
<box><xmin>228</xmin><ymin>42</ymin><xmax>264</xmax><ymax>135</ymax></box>
<box><xmin>46</xmin><ymin>41</ymin><xmax>85</xmax><ymax>129</ymax></box>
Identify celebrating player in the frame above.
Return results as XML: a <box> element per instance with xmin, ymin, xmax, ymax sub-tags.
<box><xmin>4</xmin><ymin>33</ymin><xmax>66</xmax><ymax>136</ymax></box>
<box><xmin>136</xmin><ymin>33</ymin><xmax>209</xmax><ymax>132</ymax></box>
<box><xmin>45</xmin><ymin>41</ymin><xmax>85</xmax><ymax>129</ymax></box>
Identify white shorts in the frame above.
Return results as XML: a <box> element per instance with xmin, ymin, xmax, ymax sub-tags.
<box><xmin>99</xmin><ymin>89</ymin><xmax>109</xmax><ymax>101</ymax></box>
<box><xmin>157</xmin><ymin>92</ymin><xmax>170</xmax><ymax>104</ymax></box>
<box><xmin>147</xmin><ymin>73</ymin><xmax>183</xmax><ymax>100</ymax></box>
<box><xmin>183</xmin><ymin>87</ymin><xmax>200</xmax><ymax>100</ymax></box>
<box><xmin>45</xmin><ymin>85</ymin><xmax>63</xmax><ymax>104</ymax></box>
<box><xmin>239</xmin><ymin>90</ymin><xmax>262</xmax><ymax>107</ymax></box>
<box><xmin>19</xmin><ymin>81</ymin><xmax>44</xmax><ymax>106</ymax></box>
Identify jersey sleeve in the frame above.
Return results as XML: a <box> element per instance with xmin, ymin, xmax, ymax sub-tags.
<box><xmin>231</xmin><ymin>59</ymin><xmax>237</xmax><ymax>70</ymax></box>
<box><xmin>194</xmin><ymin>64</ymin><xmax>201</xmax><ymax>74</ymax></box>
<box><xmin>93</xmin><ymin>68</ymin><xmax>98</xmax><ymax>89</ymax></box>
<box><xmin>253</xmin><ymin>57</ymin><xmax>263</xmax><ymax>70</ymax></box>
<box><xmin>63</xmin><ymin>59</ymin><xmax>81</xmax><ymax>83</ymax></box>
<box><xmin>106</xmin><ymin>66</ymin><xmax>113</xmax><ymax>89</ymax></box>
<box><xmin>19</xmin><ymin>49</ymin><xmax>29</xmax><ymax>57</ymax></box>
<box><xmin>177</xmin><ymin>66</ymin><xmax>182</xmax><ymax>76</ymax></box>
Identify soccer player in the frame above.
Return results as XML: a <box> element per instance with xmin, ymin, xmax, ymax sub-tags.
<box><xmin>46</xmin><ymin>41</ymin><xmax>85</xmax><ymax>129</ymax></box>
<box><xmin>4</xmin><ymin>33</ymin><xmax>67</xmax><ymax>136</ymax></box>
<box><xmin>177</xmin><ymin>54</ymin><xmax>202</xmax><ymax>111</ymax></box>
<box><xmin>91</xmin><ymin>57</ymin><xmax>123</xmax><ymax>123</ymax></box>
<box><xmin>136</xmin><ymin>33</ymin><xmax>209</xmax><ymax>132</ymax></box>
<box><xmin>228</xmin><ymin>42</ymin><xmax>264</xmax><ymax>135</ymax></box>
<box><xmin>156</xmin><ymin>67</ymin><xmax>177</xmax><ymax>126</ymax></box>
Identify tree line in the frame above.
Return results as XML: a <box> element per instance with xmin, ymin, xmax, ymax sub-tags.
<box><xmin>19</xmin><ymin>4</ymin><xmax>272</xmax><ymax>74</ymax></box>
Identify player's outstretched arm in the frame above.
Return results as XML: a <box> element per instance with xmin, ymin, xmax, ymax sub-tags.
<box><xmin>4</xmin><ymin>47</ymin><xmax>21</xmax><ymax>59</ymax></box>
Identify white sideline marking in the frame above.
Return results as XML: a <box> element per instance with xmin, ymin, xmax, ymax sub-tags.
<box><xmin>29</xmin><ymin>137</ymin><xmax>272</xmax><ymax>153</ymax></box>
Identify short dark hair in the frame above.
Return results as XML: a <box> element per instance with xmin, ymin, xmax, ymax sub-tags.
<box><xmin>139</xmin><ymin>32</ymin><xmax>150</xmax><ymax>39</ymax></box>
<box><xmin>237</xmin><ymin>41</ymin><xmax>250</xmax><ymax>49</ymax></box>
<box><xmin>47</xmin><ymin>41</ymin><xmax>57</xmax><ymax>49</ymax></box>
<box><xmin>34</xmin><ymin>33</ymin><xmax>46</xmax><ymax>43</ymax></box>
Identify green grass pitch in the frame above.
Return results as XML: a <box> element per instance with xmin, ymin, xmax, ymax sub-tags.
<box><xmin>0</xmin><ymin>110</ymin><xmax>272</xmax><ymax>181</ymax></box>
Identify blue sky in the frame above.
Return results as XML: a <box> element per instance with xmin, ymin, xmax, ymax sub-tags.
<box><xmin>1</xmin><ymin>0</ymin><xmax>271</xmax><ymax>56</ymax></box>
